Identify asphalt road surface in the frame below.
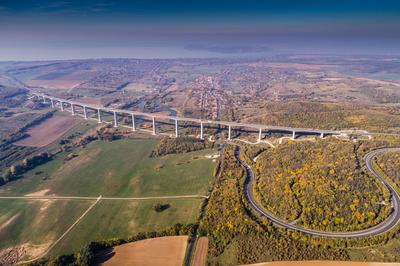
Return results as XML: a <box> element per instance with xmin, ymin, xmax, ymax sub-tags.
<box><xmin>236</xmin><ymin>146</ymin><xmax>400</xmax><ymax>238</ymax></box>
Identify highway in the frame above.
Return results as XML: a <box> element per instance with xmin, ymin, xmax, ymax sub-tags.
<box><xmin>30</xmin><ymin>92</ymin><xmax>374</xmax><ymax>137</ymax></box>
<box><xmin>236</xmin><ymin>146</ymin><xmax>400</xmax><ymax>238</ymax></box>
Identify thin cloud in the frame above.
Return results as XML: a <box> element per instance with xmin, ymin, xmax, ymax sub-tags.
<box><xmin>35</xmin><ymin>1</ymin><xmax>73</xmax><ymax>10</ymax></box>
<box><xmin>31</xmin><ymin>1</ymin><xmax>114</xmax><ymax>15</ymax></box>
<box><xmin>90</xmin><ymin>5</ymin><xmax>112</xmax><ymax>13</ymax></box>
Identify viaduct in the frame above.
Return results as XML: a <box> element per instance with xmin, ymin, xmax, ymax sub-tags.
<box><xmin>29</xmin><ymin>92</ymin><xmax>371</xmax><ymax>141</ymax></box>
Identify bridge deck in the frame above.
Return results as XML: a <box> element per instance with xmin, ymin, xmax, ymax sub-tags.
<box><xmin>32</xmin><ymin>93</ymin><xmax>370</xmax><ymax>136</ymax></box>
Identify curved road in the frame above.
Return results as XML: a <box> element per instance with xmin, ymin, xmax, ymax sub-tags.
<box><xmin>236</xmin><ymin>146</ymin><xmax>400</xmax><ymax>238</ymax></box>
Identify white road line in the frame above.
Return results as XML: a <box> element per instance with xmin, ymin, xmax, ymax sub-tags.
<box><xmin>0</xmin><ymin>195</ymin><xmax>207</xmax><ymax>201</ymax></box>
<box><xmin>102</xmin><ymin>195</ymin><xmax>207</xmax><ymax>200</ymax></box>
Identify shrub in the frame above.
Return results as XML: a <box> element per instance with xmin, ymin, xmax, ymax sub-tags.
<box><xmin>154</xmin><ymin>203</ymin><xmax>171</xmax><ymax>212</ymax></box>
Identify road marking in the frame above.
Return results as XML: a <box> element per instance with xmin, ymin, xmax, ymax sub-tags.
<box><xmin>0</xmin><ymin>195</ymin><xmax>207</xmax><ymax>201</ymax></box>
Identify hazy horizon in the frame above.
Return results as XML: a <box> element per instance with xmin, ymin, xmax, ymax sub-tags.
<box><xmin>1</xmin><ymin>0</ymin><xmax>400</xmax><ymax>61</ymax></box>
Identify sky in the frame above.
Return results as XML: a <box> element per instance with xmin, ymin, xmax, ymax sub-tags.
<box><xmin>0</xmin><ymin>0</ymin><xmax>400</xmax><ymax>60</ymax></box>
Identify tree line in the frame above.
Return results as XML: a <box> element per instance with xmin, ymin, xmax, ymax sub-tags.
<box><xmin>28</xmin><ymin>223</ymin><xmax>195</xmax><ymax>266</ymax></box>
<box><xmin>151</xmin><ymin>136</ymin><xmax>213</xmax><ymax>157</ymax></box>
<box><xmin>0</xmin><ymin>152</ymin><xmax>52</xmax><ymax>186</ymax></box>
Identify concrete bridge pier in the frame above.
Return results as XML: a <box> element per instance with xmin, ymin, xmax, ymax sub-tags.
<box><xmin>83</xmin><ymin>106</ymin><xmax>88</xmax><ymax>119</ymax></box>
<box><xmin>71</xmin><ymin>104</ymin><xmax>75</xmax><ymax>115</ymax></box>
<box><xmin>97</xmin><ymin>109</ymin><xmax>102</xmax><ymax>123</ymax></box>
<box><xmin>175</xmin><ymin>119</ymin><xmax>179</xmax><ymax>138</ymax></box>
<box><xmin>50</xmin><ymin>99</ymin><xmax>54</xmax><ymax>108</ymax></box>
<box><xmin>152</xmin><ymin>116</ymin><xmax>156</xmax><ymax>135</ymax></box>
<box><xmin>60</xmin><ymin>101</ymin><xmax>64</xmax><ymax>111</ymax></box>
<box><xmin>320</xmin><ymin>132</ymin><xmax>324</xmax><ymax>138</ymax></box>
<box><xmin>113</xmin><ymin>111</ymin><xmax>118</xmax><ymax>127</ymax></box>
<box><xmin>131</xmin><ymin>114</ymin><xmax>136</xmax><ymax>131</ymax></box>
<box><xmin>43</xmin><ymin>96</ymin><xmax>46</xmax><ymax>104</ymax></box>
<box><xmin>200</xmin><ymin>121</ymin><xmax>204</xmax><ymax>140</ymax></box>
<box><xmin>291</xmin><ymin>131</ymin><xmax>296</xmax><ymax>140</ymax></box>
<box><xmin>228</xmin><ymin>125</ymin><xmax>232</xmax><ymax>140</ymax></box>
<box><xmin>258</xmin><ymin>128</ymin><xmax>262</xmax><ymax>142</ymax></box>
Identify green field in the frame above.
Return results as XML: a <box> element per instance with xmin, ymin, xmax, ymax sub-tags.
<box><xmin>50</xmin><ymin>198</ymin><xmax>202</xmax><ymax>256</ymax></box>
<box><xmin>0</xmin><ymin>199</ymin><xmax>93</xmax><ymax>260</ymax></box>
<box><xmin>347</xmin><ymin>236</ymin><xmax>400</xmax><ymax>261</ymax></box>
<box><xmin>0</xmin><ymin>138</ymin><xmax>216</xmax><ymax>260</ymax></box>
<box><xmin>0</xmin><ymin>139</ymin><xmax>215</xmax><ymax>197</ymax></box>
<box><xmin>0</xmin><ymin>199</ymin><xmax>92</xmax><ymax>250</ymax></box>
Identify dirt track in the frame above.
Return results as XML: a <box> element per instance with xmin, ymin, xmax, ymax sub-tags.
<box><xmin>15</xmin><ymin>115</ymin><xmax>80</xmax><ymax>147</ymax></box>
<box><xmin>100</xmin><ymin>236</ymin><xmax>188</xmax><ymax>266</ymax></box>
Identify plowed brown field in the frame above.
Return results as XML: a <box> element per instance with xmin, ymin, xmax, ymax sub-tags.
<box><xmin>15</xmin><ymin>115</ymin><xmax>80</xmax><ymax>147</ymax></box>
<box><xmin>192</xmin><ymin>237</ymin><xmax>208</xmax><ymax>266</ymax></box>
<box><xmin>99</xmin><ymin>236</ymin><xmax>188</xmax><ymax>266</ymax></box>
<box><xmin>26</xmin><ymin>80</ymin><xmax>82</xmax><ymax>90</ymax></box>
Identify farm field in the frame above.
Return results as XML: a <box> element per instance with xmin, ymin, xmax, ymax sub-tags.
<box><xmin>0</xmin><ymin>137</ymin><xmax>216</xmax><ymax>262</ymax></box>
<box><xmin>0</xmin><ymin>195</ymin><xmax>203</xmax><ymax>261</ymax></box>
<box><xmin>26</xmin><ymin>79</ymin><xmax>82</xmax><ymax>90</ymax></box>
<box><xmin>76</xmin><ymin>96</ymin><xmax>102</xmax><ymax>105</ymax></box>
<box><xmin>0</xmin><ymin>139</ymin><xmax>216</xmax><ymax>197</ymax></box>
<box><xmin>123</xmin><ymin>82</ymin><xmax>152</xmax><ymax>93</ymax></box>
<box><xmin>0</xmin><ymin>198</ymin><xmax>93</xmax><ymax>263</ymax></box>
<box><xmin>98</xmin><ymin>236</ymin><xmax>188</xmax><ymax>266</ymax></box>
<box><xmin>15</xmin><ymin>115</ymin><xmax>81</xmax><ymax>147</ymax></box>
<box><xmin>192</xmin><ymin>237</ymin><xmax>209</xmax><ymax>266</ymax></box>
<box><xmin>0</xmin><ymin>111</ymin><xmax>47</xmax><ymax>140</ymax></box>
<box><xmin>50</xmin><ymin>199</ymin><xmax>201</xmax><ymax>256</ymax></box>
<box><xmin>347</xmin><ymin>235</ymin><xmax>400</xmax><ymax>261</ymax></box>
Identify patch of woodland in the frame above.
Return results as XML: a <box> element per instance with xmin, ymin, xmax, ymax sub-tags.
<box><xmin>254</xmin><ymin>139</ymin><xmax>392</xmax><ymax>232</ymax></box>
<box><xmin>0</xmin><ymin>86</ymin><xmax>28</xmax><ymax>109</ymax></box>
<box><xmin>245</xmin><ymin>101</ymin><xmax>400</xmax><ymax>134</ymax></box>
<box><xmin>58</xmin><ymin>124</ymin><xmax>124</xmax><ymax>151</ymax></box>
<box><xmin>0</xmin><ymin>111</ymin><xmax>55</xmax><ymax>180</ymax></box>
<box><xmin>375</xmin><ymin>151</ymin><xmax>400</xmax><ymax>188</ymax></box>
<box><xmin>151</xmin><ymin>136</ymin><xmax>214</xmax><ymax>157</ymax></box>
<box><xmin>153</xmin><ymin>203</ymin><xmax>171</xmax><ymax>212</ymax></box>
<box><xmin>199</xmin><ymin>145</ymin><xmax>349</xmax><ymax>265</ymax></box>
<box><xmin>0</xmin><ymin>152</ymin><xmax>52</xmax><ymax>186</ymax></box>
